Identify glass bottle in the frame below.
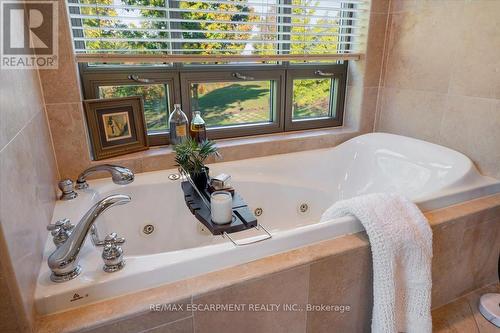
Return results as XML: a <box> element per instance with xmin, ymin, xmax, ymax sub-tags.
<box><xmin>168</xmin><ymin>104</ymin><xmax>188</xmax><ymax>145</ymax></box>
<box><xmin>190</xmin><ymin>111</ymin><xmax>207</xmax><ymax>143</ymax></box>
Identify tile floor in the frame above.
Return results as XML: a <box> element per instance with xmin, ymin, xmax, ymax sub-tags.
<box><xmin>432</xmin><ymin>283</ymin><xmax>500</xmax><ymax>332</ymax></box>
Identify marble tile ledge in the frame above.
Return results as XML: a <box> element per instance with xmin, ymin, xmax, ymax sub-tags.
<box><xmin>35</xmin><ymin>193</ymin><xmax>500</xmax><ymax>333</ymax></box>
<box><xmin>86</xmin><ymin>128</ymin><xmax>360</xmax><ymax>179</ymax></box>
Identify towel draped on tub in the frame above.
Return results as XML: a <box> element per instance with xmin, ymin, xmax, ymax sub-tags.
<box><xmin>320</xmin><ymin>193</ymin><xmax>433</xmax><ymax>333</ymax></box>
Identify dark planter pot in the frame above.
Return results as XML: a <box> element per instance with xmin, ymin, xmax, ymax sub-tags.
<box><xmin>191</xmin><ymin>167</ymin><xmax>209</xmax><ymax>191</ymax></box>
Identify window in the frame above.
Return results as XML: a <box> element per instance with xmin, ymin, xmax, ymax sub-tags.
<box><xmin>81</xmin><ymin>69</ymin><xmax>180</xmax><ymax>145</ymax></box>
<box><xmin>285</xmin><ymin>67</ymin><xmax>345</xmax><ymax>131</ymax></box>
<box><xmin>98</xmin><ymin>83</ymin><xmax>170</xmax><ymax>133</ymax></box>
<box><xmin>71</xmin><ymin>0</ymin><xmax>367</xmax><ymax>145</ymax></box>
<box><xmin>179</xmin><ymin>70</ymin><xmax>283</xmax><ymax>138</ymax></box>
<box><xmin>190</xmin><ymin>81</ymin><xmax>274</xmax><ymax>127</ymax></box>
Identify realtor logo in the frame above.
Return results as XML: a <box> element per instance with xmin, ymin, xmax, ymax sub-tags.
<box><xmin>1</xmin><ymin>1</ymin><xmax>58</xmax><ymax>69</ymax></box>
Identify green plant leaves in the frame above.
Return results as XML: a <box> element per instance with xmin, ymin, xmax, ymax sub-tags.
<box><xmin>174</xmin><ymin>138</ymin><xmax>219</xmax><ymax>175</ymax></box>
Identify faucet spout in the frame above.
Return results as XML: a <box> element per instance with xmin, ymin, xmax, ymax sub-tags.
<box><xmin>75</xmin><ymin>164</ymin><xmax>134</xmax><ymax>189</ymax></box>
<box><xmin>48</xmin><ymin>194</ymin><xmax>131</xmax><ymax>282</ymax></box>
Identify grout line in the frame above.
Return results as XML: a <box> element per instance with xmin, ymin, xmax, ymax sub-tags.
<box><xmin>35</xmin><ymin>67</ymin><xmax>61</xmax><ymax>181</ymax></box>
<box><xmin>445</xmin><ymin>1</ymin><xmax>466</xmax><ymax>97</ymax></box>
<box><xmin>373</xmin><ymin>0</ymin><xmax>392</xmax><ymax>132</ymax></box>
<box><xmin>380</xmin><ymin>86</ymin><xmax>499</xmax><ymax>102</ymax></box>
<box><xmin>0</xmin><ymin>109</ymin><xmax>39</xmax><ymax>155</ymax></box>
<box><xmin>432</xmin><ymin>283</ymin><xmax>498</xmax><ymax>312</ymax></box>
<box><xmin>136</xmin><ymin>314</ymin><xmax>194</xmax><ymax>333</ymax></box>
<box><xmin>465</xmin><ymin>297</ymin><xmax>482</xmax><ymax>333</ymax></box>
<box><xmin>44</xmin><ymin>101</ymin><xmax>83</xmax><ymax>106</ymax></box>
<box><xmin>304</xmin><ymin>263</ymin><xmax>311</xmax><ymax>332</ymax></box>
<box><xmin>191</xmin><ymin>294</ymin><xmax>196</xmax><ymax>333</ymax></box>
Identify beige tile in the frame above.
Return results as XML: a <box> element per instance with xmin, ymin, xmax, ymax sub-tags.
<box><xmin>438</xmin><ymin>96</ymin><xmax>500</xmax><ymax>179</ymax></box>
<box><xmin>425</xmin><ymin>193</ymin><xmax>500</xmax><ymax>228</ymax></box>
<box><xmin>38</xmin><ymin>1</ymin><xmax>82</xmax><ymax>104</ymax></box>
<box><xmin>376</xmin><ymin>11</ymin><xmax>392</xmax><ymax>90</ymax></box>
<box><xmin>0</xmin><ymin>111</ymin><xmax>57</xmax><ymax>326</ymax></box>
<box><xmin>432</xmin><ymin>236</ymin><xmax>474</xmax><ymax>308</ymax></box>
<box><xmin>187</xmin><ymin>234</ymin><xmax>370</xmax><ymax>299</ymax></box>
<box><xmin>53</xmin><ymin>121</ymin><xmax>361</xmax><ymax>180</ymax></box>
<box><xmin>370</xmin><ymin>0</ymin><xmax>390</xmax><ymax>14</ymax></box>
<box><xmin>347</xmin><ymin>13</ymin><xmax>388</xmax><ymax>89</ymax></box>
<box><xmin>141</xmin><ymin>154</ymin><xmax>176</xmax><ymax>173</ymax></box>
<box><xmin>449</xmin><ymin>0</ymin><xmax>500</xmax><ymax>99</ymax></box>
<box><xmin>0</xmin><ymin>254</ymin><xmax>23</xmax><ymax>333</ymax></box>
<box><xmin>377</xmin><ymin>88</ymin><xmax>447</xmax><ymax>142</ymax></box>
<box><xmin>449</xmin><ymin>62</ymin><xmax>500</xmax><ymax>101</ymax></box>
<box><xmin>0</xmin><ymin>69</ymin><xmax>44</xmax><ymax>150</ymax></box>
<box><xmin>363</xmin><ymin>14</ymin><xmax>389</xmax><ymax>88</ymax></box>
<box><xmin>389</xmin><ymin>0</ymin><xmax>417</xmax><ymax>13</ymax></box>
<box><xmin>432</xmin><ymin>297</ymin><xmax>479</xmax><ymax>333</ymax></box>
<box><xmin>464</xmin><ymin>283</ymin><xmax>500</xmax><ymax>333</ymax></box>
<box><xmin>145</xmin><ymin>317</ymin><xmax>194</xmax><ymax>333</ymax></box>
<box><xmin>81</xmin><ymin>298</ymin><xmax>191</xmax><ymax>333</ymax></box>
<box><xmin>344</xmin><ymin>85</ymin><xmax>364</xmax><ymax>130</ymax></box>
<box><xmin>193</xmin><ymin>266</ymin><xmax>309</xmax><ymax>333</ymax></box>
<box><xmin>36</xmin><ymin>232</ymin><xmax>368</xmax><ymax>333</ymax></box>
<box><xmin>432</xmin><ymin>283</ymin><xmax>500</xmax><ymax>333</ymax></box>
<box><xmin>461</xmin><ymin>217</ymin><xmax>500</xmax><ymax>288</ymax></box>
<box><xmin>212</xmin><ymin>129</ymin><xmax>357</xmax><ymax>165</ymax></box>
<box><xmin>307</xmin><ymin>246</ymin><xmax>372</xmax><ymax>333</ymax></box>
<box><xmin>45</xmin><ymin>103</ymin><xmax>92</xmax><ymax>180</ymax></box>
<box><xmin>416</xmin><ymin>0</ymin><xmax>465</xmax><ymax>9</ymax></box>
<box><xmin>383</xmin><ymin>3</ymin><xmax>463</xmax><ymax>92</ymax></box>
<box><xmin>37</xmin><ymin>280</ymin><xmax>194</xmax><ymax>333</ymax></box>
<box><xmin>345</xmin><ymin>87</ymin><xmax>379</xmax><ymax>133</ymax></box>
<box><xmin>431</xmin><ymin>215</ymin><xmax>500</xmax><ymax>309</ymax></box>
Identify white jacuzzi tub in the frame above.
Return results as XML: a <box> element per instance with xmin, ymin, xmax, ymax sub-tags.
<box><xmin>35</xmin><ymin>133</ymin><xmax>500</xmax><ymax>314</ymax></box>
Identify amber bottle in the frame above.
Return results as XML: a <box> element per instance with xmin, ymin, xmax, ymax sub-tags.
<box><xmin>190</xmin><ymin>111</ymin><xmax>207</xmax><ymax>143</ymax></box>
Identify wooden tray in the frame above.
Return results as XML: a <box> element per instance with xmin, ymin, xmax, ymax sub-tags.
<box><xmin>181</xmin><ymin>181</ymin><xmax>257</xmax><ymax>235</ymax></box>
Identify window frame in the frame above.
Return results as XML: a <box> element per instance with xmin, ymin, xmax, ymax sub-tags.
<box><xmin>79</xmin><ymin>62</ymin><xmax>348</xmax><ymax>146</ymax></box>
<box><xmin>179</xmin><ymin>69</ymin><xmax>285</xmax><ymax>140</ymax></box>
<box><xmin>284</xmin><ymin>65</ymin><xmax>347</xmax><ymax>131</ymax></box>
<box><xmin>80</xmin><ymin>66</ymin><xmax>181</xmax><ymax>146</ymax></box>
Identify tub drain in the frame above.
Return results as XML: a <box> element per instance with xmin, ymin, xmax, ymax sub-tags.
<box><xmin>143</xmin><ymin>224</ymin><xmax>155</xmax><ymax>235</ymax></box>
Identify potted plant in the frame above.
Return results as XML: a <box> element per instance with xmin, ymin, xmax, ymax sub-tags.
<box><xmin>174</xmin><ymin>138</ymin><xmax>219</xmax><ymax>190</ymax></box>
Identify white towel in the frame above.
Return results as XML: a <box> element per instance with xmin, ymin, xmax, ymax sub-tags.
<box><xmin>320</xmin><ymin>193</ymin><xmax>433</xmax><ymax>333</ymax></box>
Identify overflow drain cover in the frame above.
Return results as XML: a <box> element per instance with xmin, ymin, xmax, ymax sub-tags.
<box><xmin>168</xmin><ymin>174</ymin><xmax>180</xmax><ymax>181</ymax></box>
<box><xmin>299</xmin><ymin>203</ymin><xmax>309</xmax><ymax>213</ymax></box>
<box><xmin>254</xmin><ymin>208</ymin><xmax>263</xmax><ymax>216</ymax></box>
<box><xmin>143</xmin><ymin>224</ymin><xmax>155</xmax><ymax>235</ymax></box>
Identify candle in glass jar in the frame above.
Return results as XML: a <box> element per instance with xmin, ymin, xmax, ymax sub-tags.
<box><xmin>210</xmin><ymin>191</ymin><xmax>233</xmax><ymax>224</ymax></box>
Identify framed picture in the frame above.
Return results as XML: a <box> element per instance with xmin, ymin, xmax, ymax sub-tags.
<box><xmin>83</xmin><ymin>96</ymin><xmax>149</xmax><ymax>160</ymax></box>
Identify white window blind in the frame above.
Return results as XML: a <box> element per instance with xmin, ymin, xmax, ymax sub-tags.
<box><xmin>67</xmin><ymin>0</ymin><xmax>368</xmax><ymax>63</ymax></box>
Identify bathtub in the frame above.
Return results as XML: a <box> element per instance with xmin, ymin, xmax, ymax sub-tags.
<box><xmin>35</xmin><ymin>133</ymin><xmax>500</xmax><ymax>314</ymax></box>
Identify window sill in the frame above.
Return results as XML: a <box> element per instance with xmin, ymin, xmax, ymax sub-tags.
<box><xmin>90</xmin><ymin>127</ymin><xmax>362</xmax><ymax>175</ymax></box>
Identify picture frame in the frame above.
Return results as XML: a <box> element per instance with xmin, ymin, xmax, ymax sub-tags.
<box><xmin>83</xmin><ymin>96</ymin><xmax>149</xmax><ymax>160</ymax></box>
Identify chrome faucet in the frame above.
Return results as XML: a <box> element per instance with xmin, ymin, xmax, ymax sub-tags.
<box><xmin>47</xmin><ymin>194</ymin><xmax>131</xmax><ymax>282</ymax></box>
<box><xmin>75</xmin><ymin>164</ymin><xmax>134</xmax><ymax>189</ymax></box>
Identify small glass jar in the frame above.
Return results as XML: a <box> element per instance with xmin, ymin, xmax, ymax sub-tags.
<box><xmin>210</xmin><ymin>191</ymin><xmax>233</xmax><ymax>224</ymax></box>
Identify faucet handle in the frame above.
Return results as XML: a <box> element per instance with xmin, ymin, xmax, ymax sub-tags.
<box><xmin>47</xmin><ymin>218</ymin><xmax>74</xmax><ymax>231</ymax></box>
<box><xmin>103</xmin><ymin>232</ymin><xmax>125</xmax><ymax>245</ymax></box>
<box><xmin>92</xmin><ymin>227</ymin><xmax>125</xmax><ymax>247</ymax></box>
<box><xmin>47</xmin><ymin>219</ymin><xmax>74</xmax><ymax>247</ymax></box>
<box><xmin>58</xmin><ymin>179</ymin><xmax>78</xmax><ymax>200</ymax></box>
<box><xmin>100</xmin><ymin>233</ymin><xmax>126</xmax><ymax>273</ymax></box>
